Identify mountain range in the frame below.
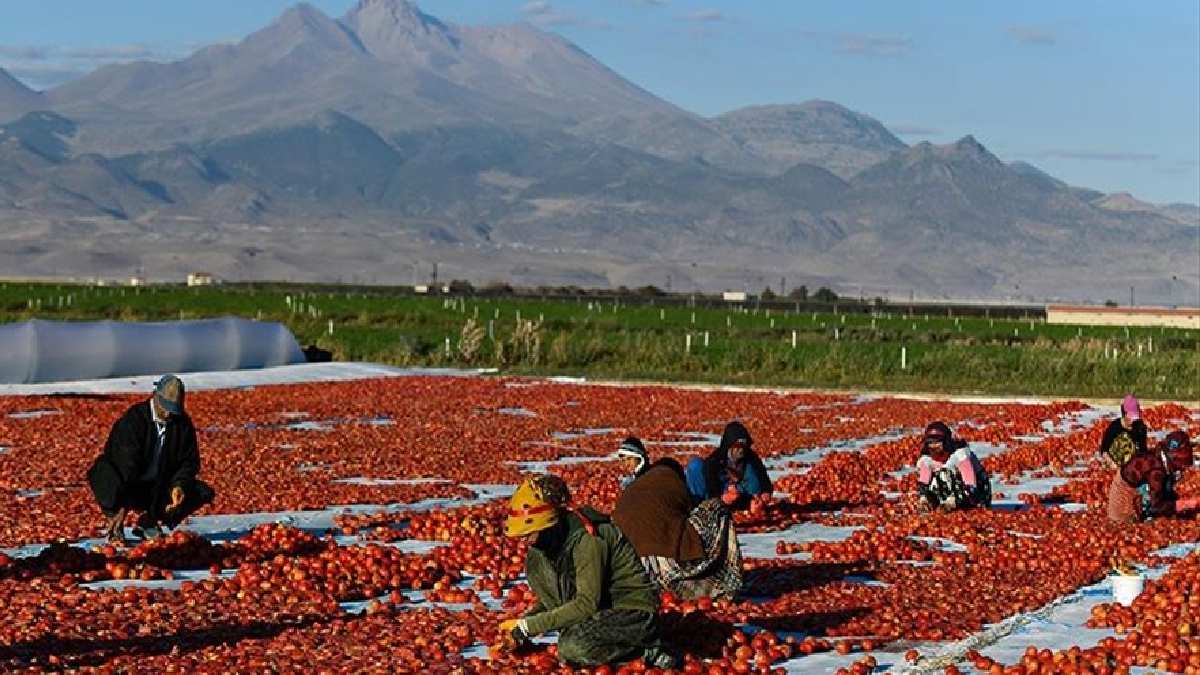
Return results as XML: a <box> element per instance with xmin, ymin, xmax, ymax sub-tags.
<box><xmin>0</xmin><ymin>0</ymin><xmax>1196</xmax><ymax>304</ymax></box>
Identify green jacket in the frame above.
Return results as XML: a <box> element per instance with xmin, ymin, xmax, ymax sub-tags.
<box><xmin>523</xmin><ymin>507</ymin><xmax>658</xmax><ymax>636</ymax></box>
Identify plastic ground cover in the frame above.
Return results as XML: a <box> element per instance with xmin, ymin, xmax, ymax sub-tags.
<box><xmin>0</xmin><ymin>364</ymin><xmax>1197</xmax><ymax>673</ymax></box>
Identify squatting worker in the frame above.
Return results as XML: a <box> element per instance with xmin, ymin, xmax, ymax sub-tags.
<box><xmin>87</xmin><ymin>375</ymin><xmax>214</xmax><ymax>545</ymax></box>
<box><xmin>915</xmin><ymin>421</ymin><xmax>992</xmax><ymax>511</ymax></box>
<box><xmin>1108</xmin><ymin>430</ymin><xmax>1198</xmax><ymax>523</ymax></box>
<box><xmin>612</xmin><ymin>437</ymin><xmax>743</xmax><ymax>600</ymax></box>
<box><xmin>498</xmin><ymin>474</ymin><xmax>674</xmax><ymax>669</ymax></box>
<box><xmin>685</xmin><ymin>421</ymin><xmax>773</xmax><ymax>510</ymax></box>
<box><xmin>1099</xmin><ymin>394</ymin><xmax>1148</xmax><ymax>467</ymax></box>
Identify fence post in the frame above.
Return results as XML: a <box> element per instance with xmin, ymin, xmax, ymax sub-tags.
<box><xmin>704</xmin><ymin>331</ymin><xmax>709</xmax><ymax>347</ymax></box>
<box><xmin>685</xmin><ymin>333</ymin><xmax>692</xmax><ymax>353</ymax></box>
<box><xmin>791</xmin><ymin>330</ymin><xmax>797</xmax><ymax>349</ymax></box>
<box><xmin>901</xmin><ymin>346</ymin><xmax>907</xmax><ymax>371</ymax></box>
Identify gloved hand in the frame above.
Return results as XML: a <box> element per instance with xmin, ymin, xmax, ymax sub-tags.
<box><xmin>721</xmin><ymin>484</ymin><xmax>740</xmax><ymax>506</ymax></box>
<box><xmin>939</xmin><ymin>495</ymin><xmax>958</xmax><ymax>512</ymax></box>
<box><xmin>166</xmin><ymin>486</ymin><xmax>185</xmax><ymax>513</ymax></box>
<box><xmin>497</xmin><ymin>619</ymin><xmax>530</xmax><ymax>651</ymax></box>
<box><xmin>1176</xmin><ymin>497</ymin><xmax>1200</xmax><ymax>512</ymax></box>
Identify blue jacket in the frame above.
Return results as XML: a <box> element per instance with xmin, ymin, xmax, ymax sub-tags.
<box><xmin>685</xmin><ymin>421</ymin><xmax>773</xmax><ymax>510</ymax></box>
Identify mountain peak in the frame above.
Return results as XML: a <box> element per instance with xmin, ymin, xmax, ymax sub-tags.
<box><xmin>907</xmin><ymin>135</ymin><xmax>1003</xmax><ymax>167</ymax></box>
<box><xmin>0</xmin><ymin>66</ymin><xmax>45</xmax><ymax>122</ymax></box>
<box><xmin>347</xmin><ymin>0</ymin><xmax>437</xmax><ymax>25</ymax></box>
<box><xmin>342</xmin><ymin>0</ymin><xmax>457</xmax><ymax>58</ymax></box>
<box><xmin>279</xmin><ymin>2</ymin><xmax>332</xmax><ymax>29</ymax></box>
<box><xmin>246</xmin><ymin>3</ymin><xmax>365</xmax><ymax>58</ymax></box>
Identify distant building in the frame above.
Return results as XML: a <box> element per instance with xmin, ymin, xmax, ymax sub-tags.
<box><xmin>722</xmin><ymin>291</ymin><xmax>748</xmax><ymax>302</ymax></box>
<box><xmin>1046</xmin><ymin>305</ymin><xmax>1200</xmax><ymax>330</ymax></box>
<box><xmin>413</xmin><ymin>284</ymin><xmax>430</xmax><ymax>294</ymax></box>
<box><xmin>187</xmin><ymin>272</ymin><xmax>216</xmax><ymax>287</ymax></box>
<box><xmin>129</xmin><ymin>276</ymin><xmax>146</xmax><ymax>287</ymax></box>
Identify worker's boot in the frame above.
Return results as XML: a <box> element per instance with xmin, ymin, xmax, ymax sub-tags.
<box><xmin>642</xmin><ymin>645</ymin><xmax>677</xmax><ymax>669</ymax></box>
<box><xmin>132</xmin><ymin>513</ymin><xmax>163</xmax><ymax>541</ymax></box>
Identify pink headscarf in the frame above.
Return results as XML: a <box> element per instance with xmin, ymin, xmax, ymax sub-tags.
<box><xmin>1121</xmin><ymin>394</ymin><xmax>1142</xmax><ymax>421</ymax></box>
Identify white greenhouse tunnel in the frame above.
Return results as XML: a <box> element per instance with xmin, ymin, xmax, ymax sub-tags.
<box><xmin>0</xmin><ymin>318</ymin><xmax>306</xmax><ymax>384</ymax></box>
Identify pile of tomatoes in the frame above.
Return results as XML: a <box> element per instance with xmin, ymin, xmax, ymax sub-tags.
<box><xmin>0</xmin><ymin>376</ymin><xmax>1195</xmax><ymax>672</ymax></box>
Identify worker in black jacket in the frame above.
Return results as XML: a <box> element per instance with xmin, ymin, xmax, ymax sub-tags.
<box><xmin>87</xmin><ymin>375</ymin><xmax>214</xmax><ymax>544</ymax></box>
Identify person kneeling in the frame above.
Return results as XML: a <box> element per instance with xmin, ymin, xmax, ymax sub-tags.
<box><xmin>1108</xmin><ymin>431</ymin><xmax>1197</xmax><ymax>524</ymax></box>
<box><xmin>499</xmin><ymin>474</ymin><xmax>674</xmax><ymax>668</ymax></box>
<box><xmin>916</xmin><ymin>421</ymin><xmax>991</xmax><ymax>511</ymax></box>
<box><xmin>612</xmin><ymin>437</ymin><xmax>742</xmax><ymax>600</ymax></box>
<box><xmin>685</xmin><ymin>421</ymin><xmax>773</xmax><ymax>510</ymax></box>
<box><xmin>86</xmin><ymin>375</ymin><xmax>214</xmax><ymax>545</ymax></box>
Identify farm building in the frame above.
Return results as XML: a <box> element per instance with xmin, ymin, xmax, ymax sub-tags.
<box><xmin>1046</xmin><ymin>304</ymin><xmax>1200</xmax><ymax>329</ymax></box>
<box><xmin>187</xmin><ymin>272</ymin><xmax>216</xmax><ymax>287</ymax></box>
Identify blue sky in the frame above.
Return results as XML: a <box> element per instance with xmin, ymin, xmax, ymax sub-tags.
<box><xmin>1</xmin><ymin>0</ymin><xmax>1197</xmax><ymax>204</ymax></box>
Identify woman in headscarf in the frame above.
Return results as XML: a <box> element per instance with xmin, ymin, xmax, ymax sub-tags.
<box><xmin>612</xmin><ymin>437</ymin><xmax>743</xmax><ymax>600</ymax></box>
<box><xmin>684</xmin><ymin>421</ymin><xmax>773</xmax><ymax>510</ymax></box>
<box><xmin>1099</xmin><ymin>394</ymin><xmax>1149</xmax><ymax>467</ymax></box>
<box><xmin>498</xmin><ymin>473</ymin><xmax>674</xmax><ymax>668</ymax></box>
<box><xmin>915</xmin><ymin>421</ymin><xmax>991</xmax><ymax>511</ymax></box>
<box><xmin>1108</xmin><ymin>430</ymin><xmax>1198</xmax><ymax>523</ymax></box>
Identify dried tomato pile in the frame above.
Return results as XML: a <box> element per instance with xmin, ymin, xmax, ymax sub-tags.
<box><xmin>0</xmin><ymin>376</ymin><xmax>1195</xmax><ymax>673</ymax></box>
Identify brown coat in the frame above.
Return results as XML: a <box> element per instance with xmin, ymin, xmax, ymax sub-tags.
<box><xmin>612</xmin><ymin>460</ymin><xmax>705</xmax><ymax>562</ymax></box>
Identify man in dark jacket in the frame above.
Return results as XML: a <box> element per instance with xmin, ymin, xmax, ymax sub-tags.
<box><xmin>87</xmin><ymin>375</ymin><xmax>214</xmax><ymax>544</ymax></box>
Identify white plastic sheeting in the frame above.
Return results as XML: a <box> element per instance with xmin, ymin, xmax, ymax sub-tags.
<box><xmin>0</xmin><ymin>318</ymin><xmax>305</xmax><ymax>384</ymax></box>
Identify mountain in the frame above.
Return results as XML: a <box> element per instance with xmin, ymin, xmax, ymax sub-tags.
<box><xmin>0</xmin><ymin>67</ymin><xmax>45</xmax><ymax>122</ymax></box>
<box><xmin>47</xmin><ymin>0</ymin><xmax>684</xmax><ymax>156</ymax></box>
<box><xmin>0</xmin><ymin>1</ymin><xmax>1196</xmax><ymax>304</ymax></box>
<box><xmin>1008</xmin><ymin>160</ymin><xmax>1068</xmax><ymax>190</ymax></box>
<box><xmin>713</xmin><ymin>101</ymin><xmax>908</xmax><ymax>178</ymax></box>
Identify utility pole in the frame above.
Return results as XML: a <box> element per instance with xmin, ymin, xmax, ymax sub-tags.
<box><xmin>1130</xmin><ymin>285</ymin><xmax>1135</xmax><ymax>308</ymax></box>
<box><xmin>780</xmin><ymin>276</ymin><xmax>786</xmax><ymax>297</ymax></box>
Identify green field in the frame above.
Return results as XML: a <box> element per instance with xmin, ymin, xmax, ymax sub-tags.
<box><xmin>2</xmin><ymin>282</ymin><xmax>1196</xmax><ymax>399</ymax></box>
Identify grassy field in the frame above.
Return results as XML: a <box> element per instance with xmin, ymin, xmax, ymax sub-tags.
<box><xmin>2</xmin><ymin>282</ymin><xmax>1196</xmax><ymax>399</ymax></box>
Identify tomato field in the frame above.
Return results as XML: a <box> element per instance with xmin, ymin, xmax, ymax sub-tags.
<box><xmin>1</xmin><ymin>371</ymin><xmax>1199</xmax><ymax>673</ymax></box>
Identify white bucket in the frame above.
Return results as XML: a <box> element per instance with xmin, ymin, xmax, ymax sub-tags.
<box><xmin>1112</xmin><ymin>574</ymin><xmax>1145</xmax><ymax>606</ymax></box>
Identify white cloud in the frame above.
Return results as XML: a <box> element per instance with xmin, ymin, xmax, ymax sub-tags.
<box><xmin>1006</xmin><ymin>25</ymin><xmax>1056</xmax><ymax>46</ymax></box>
<box><xmin>834</xmin><ymin>33</ymin><xmax>912</xmax><ymax>57</ymax></box>
<box><xmin>0</xmin><ymin>42</ymin><xmax>182</xmax><ymax>89</ymax></box>
<box><xmin>684</xmin><ymin>9</ymin><xmax>725</xmax><ymax>22</ymax></box>
<box><xmin>520</xmin><ymin>1</ymin><xmax>611</xmax><ymax>29</ymax></box>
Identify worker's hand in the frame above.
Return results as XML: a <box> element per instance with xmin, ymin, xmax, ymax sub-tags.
<box><xmin>166</xmin><ymin>486</ymin><xmax>185</xmax><ymax>512</ymax></box>
<box><xmin>720</xmin><ymin>484</ymin><xmax>740</xmax><ymax>506</ymax></box>
<box><xmin>497</xmin><ymin>619</ymin><xmax>529</xmax><ymax>651</ymax></box>
<box><xmin>939</xmin><ymin>495</ymin><xmax>958</xmax><ymax>512</ymax></box>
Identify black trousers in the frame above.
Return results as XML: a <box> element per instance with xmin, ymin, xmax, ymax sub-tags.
<box><xmin>102</xmin><ymin>479</ymin><xmax>215</xmax><ymax>528</ymax></box>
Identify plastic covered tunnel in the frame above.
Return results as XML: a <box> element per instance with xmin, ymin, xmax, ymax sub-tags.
<box><xmin>0</xmin><ymin>318</ymin><xmax>306</xmax><ymax>384</ymax></box>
